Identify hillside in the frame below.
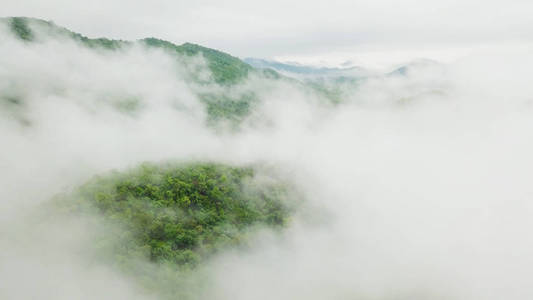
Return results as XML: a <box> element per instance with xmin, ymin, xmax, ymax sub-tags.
<box><xmin>2</xmin><ymin>17</ymin><xmax>354</xmax><ymax>126</ymax></box>
<box><xmin>4</xmin><ymin>17</ymin><xmax>252</xmax><ymax>85</ymax></box>
<box><xmin>3</xmin><ymin>3</ymin><xmax>532</xmax><ymax>300</ymax></box>
<box><xmin>1</xmin><ymin>18</ymin><xmax>307</xmax><ymax>298</ymax></box>
<box><xmin>54</xmin><ymin>162</ymin><xmax>293</xmax><ymax>262</ymax></box>
<box><xmin>51</xmin><ymin>162</ymin><xmax>296</xmax><ymax>299</ymax></box>
<box><xmin>1</xmin><ymin>17</ymin><xmax>280</xmax><ymax>129</ymax></box>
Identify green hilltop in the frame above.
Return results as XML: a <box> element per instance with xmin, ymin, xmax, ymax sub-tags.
<box><xmin>56</xmin><ymin>162</ymin><xmax>292</xmax><ymax>267</ymax></box>
<box><xmin>52</xmin><ymin>162</ymin><xmax>296</xmax><ymax>299</ymax></box>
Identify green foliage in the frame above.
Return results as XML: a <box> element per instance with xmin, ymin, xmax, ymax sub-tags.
<box><xmin>3</xmin><ymin>17</ymin><xmax>128</xmax><ymax>49</ymax></box>
<box><xmin>3</xmin><ymin>17</ymin><xmax>343</xmax><ymax>129</ymax></box>
<box><xmin>76</xmin><ymin>36</ymin><xmax>127</xmax><ymax>50</ymax></box>
<box><xmin>57</xmin><ymin>162</ymin><xmax>292</xmax><ymax>269</ymax></box>
<box><xmin>3</xmin><ymin>18</ymin><xmax>252</xmax><ymax>83</ymax></box>
<box><xmin>200</xmin><ymin>92</ymin><xmax>257</xmax><ymax>126</ymax></box>
<box><xmin>307</xmin><ymin>81</ymin><xmax>344</xmax><ymax>104</ymax></box>
<box><xmin>181</xmin><ymin>43</ymin><xmax>252</xmax><ymax>84</ymax></box>
<box><xmin>142</xmin><ymin>38</ymin><xmax>252</xmax><ymax>84</ymax></box>
<box><xmin>8</xmin><ymin>17</ymin><xmax>33</xmax><ymax>41</ymax></box>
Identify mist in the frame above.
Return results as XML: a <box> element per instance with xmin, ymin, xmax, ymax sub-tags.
<box><xmin>2</xmin><ymin>20</ymin><xmax>533</xmax><ymax>300</ymax></box>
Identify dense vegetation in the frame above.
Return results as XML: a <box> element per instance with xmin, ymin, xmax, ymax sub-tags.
<box><xmin>4</xmin><ymin>17</ymin><xmax>251</xmax><ymax>84</ymax></box>
<box><xmin>142</xmin><ymin>38</ymin><xmax>252</xmax><ymax>84</ymax></box>
<box><xmin>2</xmin><ymin>17</ymin><xmax>267</xmax><ymax>128</ymax></box>
<box><xmin>2</xmin><ymin>17</ymin><xmax>348</xmax><ymax>129</ymax></box>
<box><xmin>6</xmin><ymin>16</ymin><xmax>127</xmax><ymax>49</ymax></box>
<box><xmin>56</xmin><ymin>162</ymin><xmax>293</xmax><ymax>269</ymax></box>
<box><xmin>199</xmin><ymin>92</ymin><xmax>256</xmax><ymax>127</ymax></box>
<box><xmin>8</xmin><ymin>17</ymin><xmax>34</xmax><ymax>41</ymax></box>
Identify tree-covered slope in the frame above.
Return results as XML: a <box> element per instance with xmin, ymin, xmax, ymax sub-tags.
<box><xmin>1</xmin><ymin>16</ymin><xmax>347</xmax><ymax>129</ymax></box>
<box><xmin>55</xmin><ymin>162</ymin><xmax>294</xmax><ymax>269</ymax></box>
<box><xmin>5</xmin><ymin>16</ymin><xmax>128</xmax><ymax>49</ymax></box>
<box><xmin>3</xmin><ymin>17</ymin><xmax>252</xmax><ymax>84</ymax></box>
<box><xmin>142</xmin><ymin>38</ymin><xmax>252</xmax><ymax>84</ymax></box>
<box><xmin>0</xmin><ymin>16</ymin><xmax>270</xmax><ymax>129</ymax></box>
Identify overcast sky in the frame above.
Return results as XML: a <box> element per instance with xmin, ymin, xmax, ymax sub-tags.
<box><xmin>3</xmin><ymin>0</ymin><xmax>533</xmax><ymax>67</ymax></box>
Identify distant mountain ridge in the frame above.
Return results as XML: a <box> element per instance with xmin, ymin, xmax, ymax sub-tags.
<box><xmin>244</xmin><ymin>57</ymin><xmax>372</xmax><ymax>78</ymax></box>
<box><xmin>386</xmin><ymin>58</ymin><xmax>441</xmax><ymax>77</ymax></box>
<box><xmin>1</xmin><ymin>16</ymin><xmax>445</xmax><ymax>125</ymax></box>
<box><xmin>3</xmin><ymin>17</ymin><xmax>440</xmax><ymax>84</ymax></box>
<box><xmin>1</xmin><ymin>16</ymin><xmax>280</xmax><ymax>128</ymax></box>
<box><xmin>2</xmin><ymin>17</ymin><xmax>254</xmax><ymax>85</ymax></box>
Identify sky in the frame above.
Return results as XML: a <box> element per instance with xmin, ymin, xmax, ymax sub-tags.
<box><xmin>3</xmin><ymin>0</ymin><xmax>533</xmax><ymax>67</ymax></box>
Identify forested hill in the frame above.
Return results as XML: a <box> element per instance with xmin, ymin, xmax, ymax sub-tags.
<box><xmin>2</xmin><ymin>17</ymin><xmax>253</xmax><ymax>85</ymax></box>
<box><xmin>1</xmin><ymin>17</ymin><xmax>302</xmax><ymax>299</ymax></box>
<box><xmin>142</xmin><ymin>38</ymin><xmax>253</xmax><ymax>84</ymax></box>
<box><xmin>1</xmin><ymin>17</ymin><xmax>289</xmax><ymax>127</ymax></box>
<box><xmin>1</xmin><ymin>17</ymin><xmax>346</xmax><ymax>128</ymax></box>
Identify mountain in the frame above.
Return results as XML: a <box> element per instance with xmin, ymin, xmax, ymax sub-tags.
<box><xmin>1</xmin><ymin>17</ymin><xmax>286</xmax><ymax>128</ymax></box>
<box><xmin>244</xmin><ymin>57</ymin><xmax>372</xmax><ymax>79</ymax></box>
<box><xmin>387</xmin><ymin>58</ymin><xmax>441</xmax><ymax>77</ymax></box>
<box><xmin>142</xmin><ymin>38</ymin><xmax>253</xmax><ymax>84</ymax></box>
<box><xmin>1</xmin><ymin>17</ymin><xmax>364</xmax><ymax>127</ymax></box>
<box><xmin>2</xmin><ymin>17</ymin><xmax>300</xmax><ymax>299</ymax></box>
<box><xmin>3</xmin><ymin>17</ymin><xmax>253</xmax><ymax>85</ymax></box>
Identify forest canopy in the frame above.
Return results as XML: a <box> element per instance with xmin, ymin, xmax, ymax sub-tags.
<box><xmin>54</xmin><ymin>162</ymin><xmax>295</xmax><ymax>269</ymax></box>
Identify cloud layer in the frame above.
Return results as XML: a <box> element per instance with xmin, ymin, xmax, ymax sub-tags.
<box><xmin>2</xmin><ymin>23</ymin><xmax>533</xmax><ymax>299</ymax></box>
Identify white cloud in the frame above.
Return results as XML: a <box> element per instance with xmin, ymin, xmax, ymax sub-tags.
<box><xmin>2</xmin><ymin>17</ymin><xmax>533</xmax><ymax>300</ymax></box>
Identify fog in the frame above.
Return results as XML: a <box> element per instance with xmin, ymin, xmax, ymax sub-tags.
<box><xmin>2</xmin><ymin>22</ymin><xmax>533</xmax><ymax>300</ymax></box>
<box><xmin>4</xmin><ymin>0</ymin><xmax>533</xmax><ymax>59</ymax></box>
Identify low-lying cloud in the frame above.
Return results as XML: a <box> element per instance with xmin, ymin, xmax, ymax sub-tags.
<box><xmin>2</xmin><ymin>22</ymin><xmax>533</xmax><ymax>300</ymax></box>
